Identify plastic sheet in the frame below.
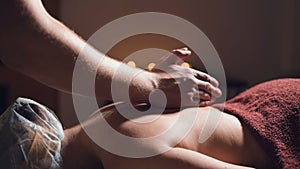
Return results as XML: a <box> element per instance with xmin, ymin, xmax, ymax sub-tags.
<box><xmin>0</xmin><ymin>97</ymin><xmax>64</xmax><ymax>169</ymax></box>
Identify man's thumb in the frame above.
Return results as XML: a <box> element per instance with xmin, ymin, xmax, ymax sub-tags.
<box><xmin>160</xmin><ymin>48</ymin><xmax>192</xmax><ymax>65</ymax></box>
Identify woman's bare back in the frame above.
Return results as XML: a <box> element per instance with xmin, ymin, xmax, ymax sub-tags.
<box><xmin>87</xmin><ymin>104</ymin><xmax>272</xmax><ymax>169</ymax></box>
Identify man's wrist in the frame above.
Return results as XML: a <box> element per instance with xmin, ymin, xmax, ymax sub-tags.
<box><xmin>129</xmin><ymin>71</ymin><xmax>157</xmax><ymax>104</ymax></box>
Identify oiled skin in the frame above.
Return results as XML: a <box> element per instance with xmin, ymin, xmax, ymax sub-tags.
<box><xmin>78</xmin><ymin>104</ymin><xmax>273</xmax><ymax>169</ymax></box>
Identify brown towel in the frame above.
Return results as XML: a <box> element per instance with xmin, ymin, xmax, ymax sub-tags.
<box><xmin>213</xmin><ymin>78</ymin><xmax>300</xmax><ymax>169</ymax></box>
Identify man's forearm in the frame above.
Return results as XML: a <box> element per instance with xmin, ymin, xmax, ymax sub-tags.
<box><xmin>1</xmin><ymin>0</ymin><xmax>83</xmax><ymax>92</ymax></box>
<box><xmin>1</xmin><ymin>0</ymin><xmax>222</xmax><ymax>108</ymax></box>
<box><xmin>0</xmin><ymin>0</ymin><xmax>154</xmax><ymax>102</ymax></box>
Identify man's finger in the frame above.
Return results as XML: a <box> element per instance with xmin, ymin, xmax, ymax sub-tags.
<box><xmin>157</xmin><ymin>48</ymin><xmax>191</xmax><ymax>66</ymax></box>
<box><xmin>193</xmin><ymin>70</ymin><xmax>219</xmax><ymax>87</ymax></box>
<box><xmin>172</xmin><ymin>48</ymin><xmax>191</xmax><ymax>59</ymax></box>
<box><xmin>192</xmin><ymin>89</ymin><xmax>211</xmax><ymax>101</ymax></box>
<box><xmin>196</xmin><ymin>81</ymin><xmax>222</xmax><ymax>98</ymax></box>
<box><xmin>198</xmin><ymin>100</ymin><xmax>213</xmax><ymax>107</ymax></box>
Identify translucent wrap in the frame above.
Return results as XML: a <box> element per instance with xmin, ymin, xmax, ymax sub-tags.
<box><xmin>0</xmin><ymin>97</ymin><xmax>64</xmax><ymax>169</ymax></box>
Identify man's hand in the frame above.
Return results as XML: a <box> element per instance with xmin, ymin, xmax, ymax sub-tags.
<box><xmin>150</xmin><ymin>48</ymin><xmax>222</xmax><ymax>108</ymax></box>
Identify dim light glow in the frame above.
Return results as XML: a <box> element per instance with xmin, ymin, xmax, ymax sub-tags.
<box><xmin>127</xmin><ymin>61</ymin><xmax>136</xmax><ymax>68</ymax></box>
<box><xmin>181</xmin><ymin>62</ymin><xmax>191</xmax><ymax>68</ymax></box>
<box><xmin>148</xmin><ymin>63</ymin><xmax>156</xmax><ymax>71</ymax></box>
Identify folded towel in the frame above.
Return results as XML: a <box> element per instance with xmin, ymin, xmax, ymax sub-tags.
<box><xmin>213</xmin><ymin>78</ymin><xmax>300</xmax><ymax>169</ymax></box>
